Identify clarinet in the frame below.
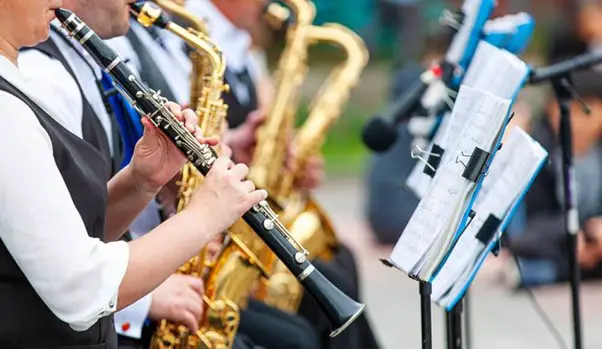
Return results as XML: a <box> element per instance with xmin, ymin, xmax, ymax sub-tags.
<box><xmin>54</xmin><ymin>8</ymin><xmax>364</xmax><ymax>337</ymax></box>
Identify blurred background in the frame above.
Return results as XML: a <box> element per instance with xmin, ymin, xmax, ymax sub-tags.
<box><xmin>254</xmin><ymin>0</ymin><xmax>602</xmax><ymax>348</ymax></box>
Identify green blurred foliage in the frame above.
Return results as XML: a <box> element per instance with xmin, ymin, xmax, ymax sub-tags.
<box><xmin>295</xmin><ymin>99</ymin><xmax>378</xmax><ymax>176</ymax></box>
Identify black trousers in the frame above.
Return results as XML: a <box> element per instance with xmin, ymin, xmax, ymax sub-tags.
<box><xmin>298</xmin><ymin>244</ymin><xmax>381</xmax><ymax>349</ymax></box>
<box><xmin>239</xmin><ymin>300</ymin><xmax>320</xmax><ymax>349</ymax></box>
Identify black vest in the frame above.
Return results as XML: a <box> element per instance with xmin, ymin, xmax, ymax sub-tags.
<box><xmin>24</xmin><ymin>35</ymin><xmax>123</xmax><ymax>175</ymax></box>
<box><xmin>222</xmin><ymin>67</ymin><xmax>258</xmax><ymax>129</ymax></box>
<box><xmin>124</xmin><ymin>25</ymin><xmax>178</xmax><ymax>103</ymax></box>
<box><xmin>0</xmin><ymin>77</ymin><xmax>116</xmax><ymax>348</ymax></box>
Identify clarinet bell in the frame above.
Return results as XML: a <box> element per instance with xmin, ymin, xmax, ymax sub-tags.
<box><xmin>300</xmin><ymin>268</ymin><xmax>366</xmax><ymax>337</ymax></box>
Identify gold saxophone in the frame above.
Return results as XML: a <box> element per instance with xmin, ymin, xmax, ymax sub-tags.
<box><xmin>135</xmin><ymin>2</ymin><xmax>277</xmax><ymax>348</ymax></box>
<box><xmin>251</xmin><ymin>2</ymin><xmax>370</xmax><ymax>312</ymax></box>
<box><xmin>131</xmin><ymin>2</ymin><xmax>250</xmax><ymax>348</ymax></box>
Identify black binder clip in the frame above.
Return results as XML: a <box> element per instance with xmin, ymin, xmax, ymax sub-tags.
<box><xmin>439</xmin><ymin>9</ymin><xmax>465</xmax><ymax>31</ymax></box>
<box><xmin>458</xmin><ymin>147</ymin><xmax>490</xmax><ymax>182</ymax></box>
<box><xmin>475</xmin><ymin>214</ymin><xmax>502</xmax><ymax>256</ymax></box>
<box><xmin>424</xmin><ymin>144</ymin><xmax>445</xmax><ymax>177</ymax></box>
<box><xmin>411</xmin><ymin>145</ymin><xmax>444</xmax><ymax>177</ymax></box>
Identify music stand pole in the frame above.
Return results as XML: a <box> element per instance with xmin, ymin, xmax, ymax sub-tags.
<box><xmin>552</xmin><ymin>76</ymin><xmax>583</xmax><ymax>349</ymax></box>
<box><xmin>419</xmin><ymin>281</ymin><xmax>433</xmax><ymax>349</ymax></box>
<box><xmin>446</xmin><ymin>298</ymin><xmax>463</xmax><ymax>349</ymax></box>
<box><xmin>464</xmin><ymin>291</ymin><xmax>472</xmax><ymax>349</ymax></box>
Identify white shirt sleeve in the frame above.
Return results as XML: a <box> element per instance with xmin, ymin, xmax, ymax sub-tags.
<box><xmin>0</xmin><ymin>91</ymin><xmax>129</xmax><ymax>331</ymax></box>
<box><xmin>114</xmin><ymin>294</ymin><xmax>152</xmax><ymax>339</ymax></box>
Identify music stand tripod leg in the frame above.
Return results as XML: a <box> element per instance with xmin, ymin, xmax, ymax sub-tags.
<box><xmin>419</xmin><ymin>281</ymin><xmax>433</xmax><ymax>349</ymax></box>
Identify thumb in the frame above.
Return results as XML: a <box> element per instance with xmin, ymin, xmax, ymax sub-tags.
<box><xmin>141</xmin><ymin>117</ymin><xmax>157</xmax><ymax>137</ymax></box>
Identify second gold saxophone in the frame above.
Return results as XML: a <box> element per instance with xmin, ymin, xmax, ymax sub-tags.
<box><xmin>251</xmin><ymin>1</ymin><xmax>370</xmax><ymax>313</ymax></box>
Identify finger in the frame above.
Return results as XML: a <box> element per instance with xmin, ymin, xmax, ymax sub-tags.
<box><xmin>241</xmin><ymin>180</ymin><xmax>256</xmax><ymax>193</ymax></box>
<box><xmin>230</xmin><ymin>163</ymin><xmax>249</xmax><ymax>179</ymax></box>
<box><xmin>220</xmin><ymin>144</ymin><xmax>233</xmax><ymax>158</ymax></box>
<box><xmin>140</xmin><ymin>117</ymin><xmax>157</xmax><ymax>135</ymax></box>
<box><xmin>182</xmin><ymin>108</ymin><xmax>199</xmax><ymax>133</ymax></box>
<box><xmin>166</xmin><ymin>102</ymin><xmax>183</xmax><ymax>121</ymax></box>
<box><xmin>194</xmin><ymin>126</ymin><xmax>204</xmax><ymax>140</ymax></box>
<box><xmin>246</xmin><ymin>189</ymin><xmax>268</xmax><ymax>205</ymax></box>
<box><xmin>212</xmin><ymin>156</ymin><xmax>231</xmax><ymax>171</ymax></box>
<box><xmin>180</xmin><ymin>310</ymin><xmax>200</xmax><ymax>331</ymax></box>
<box><xmin>184</xmin><ymin>277</ymin><xmax>204</xmax><ymax>295</ymax></box>
<box><xmin>182</xmin><ymin>287</ymin><xmax>204</xmax><ymax>318</ymax></box>
<box><xmin>199</xmin><ymin>136</ymin><xmax>220</xmax><ymax>147</ymax></box>
<box><xmin>247</xmin><ymin>109</ymin><xmax>266</xmax><ymax>125</ymax></box>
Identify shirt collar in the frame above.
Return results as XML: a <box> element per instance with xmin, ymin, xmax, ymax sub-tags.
<box><xmin>186</xmin><ymin>0</ymin><xmax>252</xmax><ymax>72</ymax></box>
<box><xmin>0</xmin><ymin>54</ymin><xmax>26</xmax><ymax>90</ymax></box>
<box><xmin>2</xmin><ymin>53</ymin><xmax>76</xmax><ymax>133</ymax></box>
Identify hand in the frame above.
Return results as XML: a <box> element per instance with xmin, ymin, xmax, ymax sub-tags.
<box><xmin>578</xmin><ymin>217</ymin><xmax>602</xmax><ymax>270</ymax></box>
<box><xmin>578</xmin><ymin>232</ymin><xmax>600</xmax><ymax>270</ymax></box>
<box><xmin>148</xmin><ymin>274</ymin><xmax>204</xmax><ymax>331</ymax></box>
<box><xmin>206</xmin><ymin>235</ymin><xmax>224</xmax><ymax>260</ymax></box>
<box><xmin>290</xmin><ymin>153</ymin><xmax>325</xmax><ymax>191</ymax></box>
<box><xmin>185</xmin><ymin>156</ymin><xmax>268</xmax><ymax>235</ymax></box>
<box><xmin>130</xmin><ymin>102</ymin><xmax>219</xmax><ymax>192</ymax></box>
<box><xmin>224</xmin><ymin>110</ymin><xmax>265</xmax><ymax>165</ymax></box>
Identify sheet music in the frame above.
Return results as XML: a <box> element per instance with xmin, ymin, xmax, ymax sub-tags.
<box><xmin>431</xmin><ymin>127</ymin><xmax>547</xmax><ymax>306</ymax></box>
<box><xmin>463</xmin><ymin>41</ymin><xmax>529</xmax><ymax>99</ymax></box>
<box><xmin>390</xmin><ymin>86</ymin><xmax>510</xmax><ymax>279</ymax></box>
<box><xmin>416</xmin><ymin>92</ymin><xmax>509</xmax><ymax>279</ymax></box>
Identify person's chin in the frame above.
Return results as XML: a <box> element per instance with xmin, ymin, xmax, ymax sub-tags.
<box><xmin>98</xmin><ymin>22</ymin><xmax>130</xmax><ymax>40</ymax></box>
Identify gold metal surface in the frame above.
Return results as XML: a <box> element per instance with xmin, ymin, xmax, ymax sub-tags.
<box><xmin>133</xmin><ymin>2</ymin><xmax>257</xmax><ymax>348</ymax></box>
<box><xmin>250</xmin><ymin>0</ymin><xmax>369</xmax><ymax>313</ymax></box>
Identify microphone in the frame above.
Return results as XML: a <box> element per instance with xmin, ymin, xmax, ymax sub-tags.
<box><xmin>361</xmin><ymin>65</ymin><xmax>443</xmax><ymax>152</ymax></box>
<box><xmin>529</xmin><ymin>50</ymin><xmax>602</xmax><ymax>84</ymax></box>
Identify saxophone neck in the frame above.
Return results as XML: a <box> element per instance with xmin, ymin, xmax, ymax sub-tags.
<box><xmin>276</xmin><ymin>24</ymin><xmax>369</xmax><ymax>198</ymax></box>
<box><xmin>248</xmin><ymin>0</ymin><xmax>317</xmax><ymax>190</ymax></box>
<box><xmin>152</xmin><ymin>0</ymin><xmax>209</xmax><ymax>35</ymax></box>
<box><xmin>130</xmin><ymin>1</ymin><xmax>226</xmax><ymax>79</ymax></box>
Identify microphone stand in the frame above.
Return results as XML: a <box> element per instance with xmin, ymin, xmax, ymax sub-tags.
<box><xmin>525</xmin><ymin>50</ymin><xmax>602</xmax><ymax>349</ymax></box>
<box><xmin>552</xmin><ymin>76</ymin><xmax>584</xmax><ymax>349</ymax></box>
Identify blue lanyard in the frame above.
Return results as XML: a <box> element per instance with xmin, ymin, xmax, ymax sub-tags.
<box><xmin>100</xmin><ymin>72</ymin><xmax>144</xmax><ymax>168</ymax></box>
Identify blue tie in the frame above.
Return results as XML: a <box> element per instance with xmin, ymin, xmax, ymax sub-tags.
<box><xmin>100</xmin><ymin>72</ymin><xmax>144</xmax><ymax>168</ymax></box>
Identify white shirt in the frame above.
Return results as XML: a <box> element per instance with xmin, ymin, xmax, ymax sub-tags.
<box><xmin>107</xmin><ymin>19</ymin><xmax>192</xmax><ymax>106</ymax></box>
<box><xmin>18</xmin><ymin>29</ymin><xmax>152</xmax><ymax>338</ymax></box>
<box><xmin>0</xmin><ymin>54</ymin><xmax>129</xmax><ymax>331</ymax></box>
<box><xmin>20</xmin><ymin>24</ymin><xmax>115</xmax><ymax>155</ymax></box>
<box><xmin>186</xmin><ymin>0</ymin><xmax>261</xmax><ymax>103</ymax></box>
